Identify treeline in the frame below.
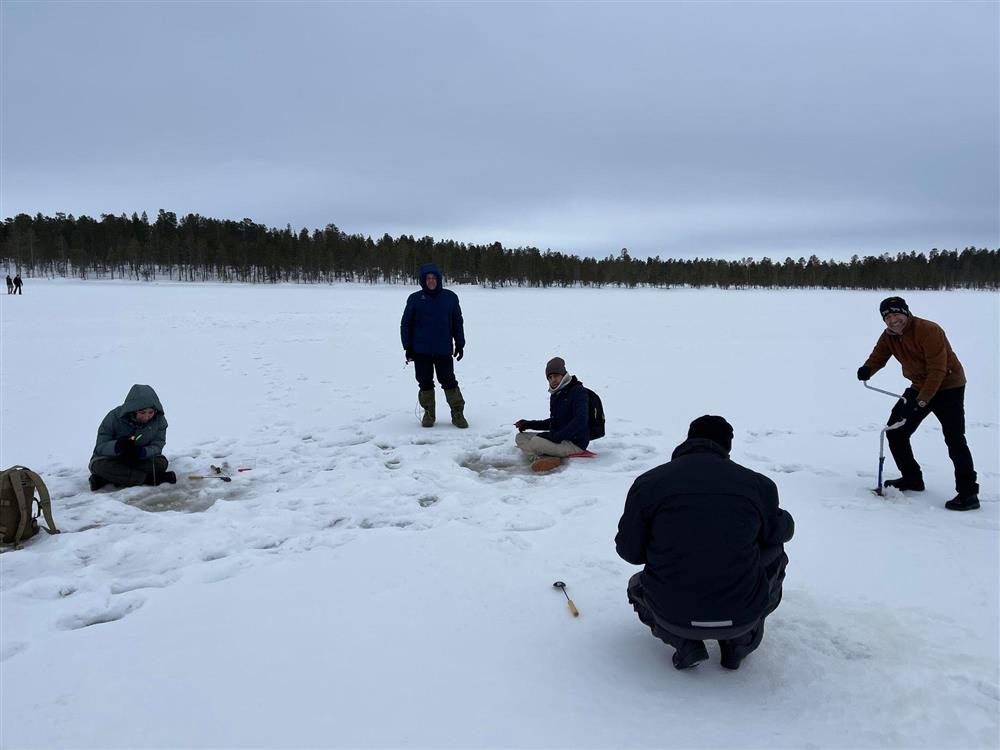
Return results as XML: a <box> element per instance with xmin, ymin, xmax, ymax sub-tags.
<box><xmin>1</xmin><ymin>210</ymin><xmax>997</xmax><ymax>289</ymax></box>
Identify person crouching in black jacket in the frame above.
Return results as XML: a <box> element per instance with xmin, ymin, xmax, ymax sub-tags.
<box><xmin>616</xmin><ymin>415</ymin><xmax>794</xmax><ymax>671</ymax></box>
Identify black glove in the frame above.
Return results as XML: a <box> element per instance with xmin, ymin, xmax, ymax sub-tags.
<box><xmin>454</xmin><ymin>346</ymin><xmax>464</xmax><ymax>361</ymax></box>
<box><xmin>115</xmin><ymin>436</ymin><xmax>142</xmax><ymax>459</ymax></box>
<box><xmin>857</xmin><ymin>365</ymin><xmax>872</xmax><ymax>381</ymax></box>
<box><xmin>405</xmin><ymin>349</ymin><xmax>414</xmax><ymax>363</ymax></box>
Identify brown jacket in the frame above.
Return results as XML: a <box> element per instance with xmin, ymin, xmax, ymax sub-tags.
<box><xmin>864</xmin><ymin>316</ymin><xmax>966</xmax><ymax>404</ymax></box>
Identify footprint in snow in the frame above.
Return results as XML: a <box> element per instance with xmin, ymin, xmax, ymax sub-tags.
<box><xmin>827</xmin><ymin>429</ymin><xmax>858</xmax><ymax>438</ymax></box>
<box><xmin>503</xmin><ymin>509</ymin><xmax>556</xmax><ymax>532</ymax></box>
<box><xmin>1</xmin><ymin>642</ymin><xmax>28</xmax><ymax>662</ymax></box>
<box><xmin>110</xmin><ymin>574</ymin><xmax>178</xmax><ymax>594</ymax></box>
<box><xmin>57</xmin><ymin>597</ymin><xmax>144</xmax><ymax>630</ymax></box>
<box><xmin>331</xmin><ymin>432</ymin><xmax>374</xmax><ymax>448</ymax></box>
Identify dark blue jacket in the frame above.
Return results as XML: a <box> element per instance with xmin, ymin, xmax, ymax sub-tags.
<box><xmin>523</xmin><ymin>376</ymin><xmax>590</xmax><ymax>450</ymax></box>
<box><xmin>615</xmin><ymin>439</ymin><xmax>794</xmax><ymax>627</ymax></box>
<box><xmin>400</xmin><ymin>263</ymin><xmax>465</xmax><ymax>356</ymax></box>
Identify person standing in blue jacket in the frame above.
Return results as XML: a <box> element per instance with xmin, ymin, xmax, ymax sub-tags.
<box><xmin>400</xmin><ymin>263</ymin><xmax>468</xmax><ymax>428</ymax></box>
<box><xmin>514</xmin><ymin>357</ymin><xmax>591</xmax><ymax>472</ymax></box>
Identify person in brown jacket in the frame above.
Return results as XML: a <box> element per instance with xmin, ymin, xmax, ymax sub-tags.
<box><xmin>857</xmin><ymin>296</ymin><xmax>979</xmax><ymax>511</ymax></box>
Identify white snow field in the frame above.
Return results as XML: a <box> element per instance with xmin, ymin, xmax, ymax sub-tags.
<box><xmin>1</xmin><ymin>279</ymin><xmax>997</xmax><ymax>749</ymax></box>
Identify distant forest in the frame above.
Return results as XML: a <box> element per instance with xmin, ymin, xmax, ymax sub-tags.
<box><xmin>2</xmin><ymin>211</ymin><xmax>997</xmax><ymax>289</ymax></box>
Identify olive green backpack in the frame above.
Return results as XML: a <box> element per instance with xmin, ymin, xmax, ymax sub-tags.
<box><xmin>0</xmin><ymin>466</ymin><xmax>60</xmax><ymax>549</ymax></box>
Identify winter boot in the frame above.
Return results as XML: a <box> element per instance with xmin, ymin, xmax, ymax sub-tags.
<box><xmin>144</xmin><ymin>471</ymin><xmax>177</xmax><ymax>486</ymax></box>
<box><xmin>418</xmin><ymin>389</ymin><xmax>436</xmax><ymax>428</ymax></box>
<box><xmin>883</xmin><ymin>476</ymin><xmax>925</xmax><ymax>492</ymax></box>
<box><xmin>444</xmin><ymin>386</ymin><xmax>468</xmax><ymax>429</ymax></box>
<box><xmin>672</xmin><ymin>640</ymin><xmax>709</xmax><ymax>670</ymax></box>
<box><xmin>531</xmin><ymin>456</ymin><xmax>562</xmax><ymax>473</ymax></box>
<box><xmin>720</xmin><ymin>622</ymin><xmax>765</xmax><ymax>670</ymax></box>
<box><xmin>945</xmin><ymin>493</ymin><xmax>980</xmax><ymax>511</ymax></box>
<box><xmin>88</xmin><ymin>474</ymin><xmax>108</xmax><ymax>492</ymax></box>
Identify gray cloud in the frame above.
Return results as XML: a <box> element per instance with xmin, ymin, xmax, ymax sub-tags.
<box><xmin>2</xmin><ymin>1</ymin><xmax>997</xmax><ymax>259</ymax></box>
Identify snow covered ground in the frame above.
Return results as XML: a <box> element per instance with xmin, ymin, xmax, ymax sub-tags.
<box><xmin>1</xmin><ymin>279</ymin><xmax>997</xmax><ymax>749</ymax></box>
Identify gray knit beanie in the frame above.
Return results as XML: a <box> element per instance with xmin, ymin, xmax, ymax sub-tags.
<box><xmin>545</xmin><ymin>357</ymin><xmax>567</xmax><ymax>376</ymax></box>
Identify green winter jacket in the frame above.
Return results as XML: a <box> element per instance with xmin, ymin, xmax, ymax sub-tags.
<box><xmin>89</xmin><ymin>384</ymin><xmax>168</xmax><ymax>469</ymax></box>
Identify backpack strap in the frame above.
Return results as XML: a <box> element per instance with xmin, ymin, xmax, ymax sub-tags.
<box><xmin>20</xmin><ymin>468</ymin><xmax>59</xmax><ymax>535</ymax></box>
<box><xmin>6</xmin><ymin>469</ymin><xmax>33</xmax><ymax>546</ymax></box>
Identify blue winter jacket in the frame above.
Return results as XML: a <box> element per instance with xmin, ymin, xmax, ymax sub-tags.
<box><xmin>400</xmin><ymin>263</ymin><xmax>466</xmax><ymax>356</ymax></box>
<box><xmin>522</xmin><ymin>376</ymin><xmax>590</xmax><ymax>450</ymax></box>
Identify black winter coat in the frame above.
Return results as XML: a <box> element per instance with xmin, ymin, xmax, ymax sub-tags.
<box><xmin>615</xmin><ymin>439</ymin><xmax>794</xmax><ymax>627</ymax></box>
<box><xmin>522</xmin><ymin>376</ymin><xmax>590</xmax><ymax>450</ymax></box>
<box><xmin>400</xmin><ymin>263</ymin><xmax>465</xmax><ymax>356</ymax></box>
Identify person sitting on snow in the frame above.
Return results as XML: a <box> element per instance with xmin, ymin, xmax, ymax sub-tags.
<box><xmin>514</xmin><ymin>357</ymin><xmax>591</xmax><ymax>473</ymax></box>
<box><xmin>616</xmin><ymin>415</ymin><xmax>794</xmax><ymax>671</ymax></box>
<box><xmin>88</xmin><ymin>384</ymin><xmax>176</xmax><ymax>490</ymax></box>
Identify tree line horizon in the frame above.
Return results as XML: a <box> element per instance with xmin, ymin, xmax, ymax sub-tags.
<box><xmin>2</xmin><ymin>210</ymin><xmax>997</xmax><ymax>290</ymax></box>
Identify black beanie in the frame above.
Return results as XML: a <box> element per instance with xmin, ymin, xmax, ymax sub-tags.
<box><xmin>687</xmin><ymin>415</ymin><xmax>734</xmax><ymax>453</ymax></box>
<box><xmin>879</xmin><ymin>296</ymin><xmax>910</xmax><ymax>318</ymax></box>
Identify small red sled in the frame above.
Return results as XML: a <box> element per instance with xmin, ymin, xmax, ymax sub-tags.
<box><xmin>567</xmin><ymin>450</ymin><xmax>597</xmax><ymax>459</ymax></box>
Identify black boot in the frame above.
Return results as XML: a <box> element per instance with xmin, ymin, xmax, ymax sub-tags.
<box><xmin>671</xmin><ymin>640</ymin><xmax>709</xmax><ymax>670</ymax></box>
<box><xmin>145</xmin><ymin>471</ymin><xmax>177</xmax><ymax>486</ymax></box>
<box><xmin>720</xmin><ymin>622</ymin><xmax>765</xmax><ymax>670</ymax></box>
<box><xmin>945</xmin><ymin>493</ymin><xmax>980</xmax><ymax>511</ymax></box>
<box><xmin>88</xmin><ymin>474</ymin><xmax>108</xmax><ymax>492</ymax></box>
<box><xmin>883</xmin><ymin>476</ymin><xmax>925</xmax><ymax>492</ymax></box>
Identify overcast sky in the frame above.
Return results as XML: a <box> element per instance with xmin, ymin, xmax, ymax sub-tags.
<box><xmin>2</xmin><ymin>1</ymin><xmax>997</xmax><ymax>260</ymax></box>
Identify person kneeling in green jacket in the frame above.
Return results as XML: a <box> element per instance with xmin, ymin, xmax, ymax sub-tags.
<box><xmin>89</xmin><ymin>384</ymin><xmax>176</xmax><ymax>491</ymax></box>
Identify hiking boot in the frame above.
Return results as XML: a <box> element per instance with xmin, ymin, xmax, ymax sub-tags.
<box><xmin>145</xmin><ymin>471</ymin><xmax>177</xmax><ymax>486</ymax></box>
<box><xmin>945</xmin><ymin>493</ymin><xmax>980</xmax><ymax>511</ymax></box>
<box><xmin>418</xmin><ymin>389</ymin><xmax>435</xmax><ymax>428</ymax></box>
<box><xmin>88</xmin><ymin>474</ymin><xmax>108</xmax><ymax>492</ymax></box>
<box><xmin>444</xmin><ymin>386</ymin><xmax>468</xmax><ymax>429</ymax></box>
<box><xmin>672</xmin><ymin>640</ymin><xmax>709</xmax><ymax>670</ymax></box>
<box><xmin>883</xmin><ymin>476</ymin><xmax>925</xmax><ymax>492</ymax></box>
<box><xmin>720</xmin><ymin>622</ymin><xmax>765</xmax><ymax>670</ymax></box>
<box><xmin>531</xmin><ymin>456</ymin><xmax>562</xmax><ymax>473</ymax></box>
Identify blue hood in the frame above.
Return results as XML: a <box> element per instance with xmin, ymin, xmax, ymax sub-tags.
<box><xmin>419</xmin><ymin>263</ymin><xmax>443</xmax><ymax>292</ymax></box>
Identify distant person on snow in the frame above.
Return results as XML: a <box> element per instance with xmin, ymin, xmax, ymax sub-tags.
<box><xmin>616</xmin><ymin>416</ymin><xmax>794</xmax><ymax>671</ymax></box>
<box><xmin>88</xmin><ymin>384</ymin><xmax>176</xmax><ymax>491</ymax></box>
<box><xmin>5</xmin><ymin>275</ymin><xmax>13</xmax><ymax>294</ymax></box>
<box><xmin>857</xmin><ymin>296</ymin><xmax>979</xmax><ymax>511</ymax></box>
<box><xmin>400</xmin><ymin>262</ymin><xmax>468</xmax><ymax>429</ymax></box>
<box><xmin>12</xmin><ymin>274</ymin><xmax>22</xmax><ymax>294</ymax></box>
<box><xmin>514</xmin><ymin>357</ymin><xmax>591</xmax><ymax>473</ymax></box>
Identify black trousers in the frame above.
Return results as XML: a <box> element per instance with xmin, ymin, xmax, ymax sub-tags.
<box><xmin>413</xmin><ymin>353</ymin><xmax>457</xmax><ymax>391</ymax></box>
<box><xmin>887</xmin><ymin>386</ymin><xmax>978</xmax><ymax>494</ymax></box>
<box><xmin>627</xmin><ymin>547</ymin><xmax>787</xmax><ymax>659</ymax></box>
<box><xmin>91</xmin><ymin>455</ymin><xmax>169</xmax><ymax>487</ymax></box>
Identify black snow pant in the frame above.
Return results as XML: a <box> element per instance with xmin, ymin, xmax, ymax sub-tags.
<box><xmin>90</xmin><ymin>455</ymin><xmax>169</xmax><ymax>487</ymax></box>
<box><xmin>627</xmin><ymin>546</ymin><xmax>788</xmax><ymax>662</ymax></box>
<box><xmin>887</xmin><ymin>386</ymin><xmax>978</xmax><ymax>495</ymax></box>
<box><xmin>413</xmin><ymin>353</ymin><xmax>457</xmax><ymax>391</ymax></box>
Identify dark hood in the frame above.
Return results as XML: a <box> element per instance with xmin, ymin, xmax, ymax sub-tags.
<box><xmin>115</xmin><ymin>384</ymin><xmax>165</xmax><ymax>419</ymax></box>
<box><xmin>419</xmin><ymin>263</ymin><xmax>443</xmax><ymax>294</ymax></box>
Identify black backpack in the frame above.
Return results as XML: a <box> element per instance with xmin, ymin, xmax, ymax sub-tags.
<box><xmin>584</xmin><ymin>388</ymin><xmax>605</xmax><ymax>440</ymax></box>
